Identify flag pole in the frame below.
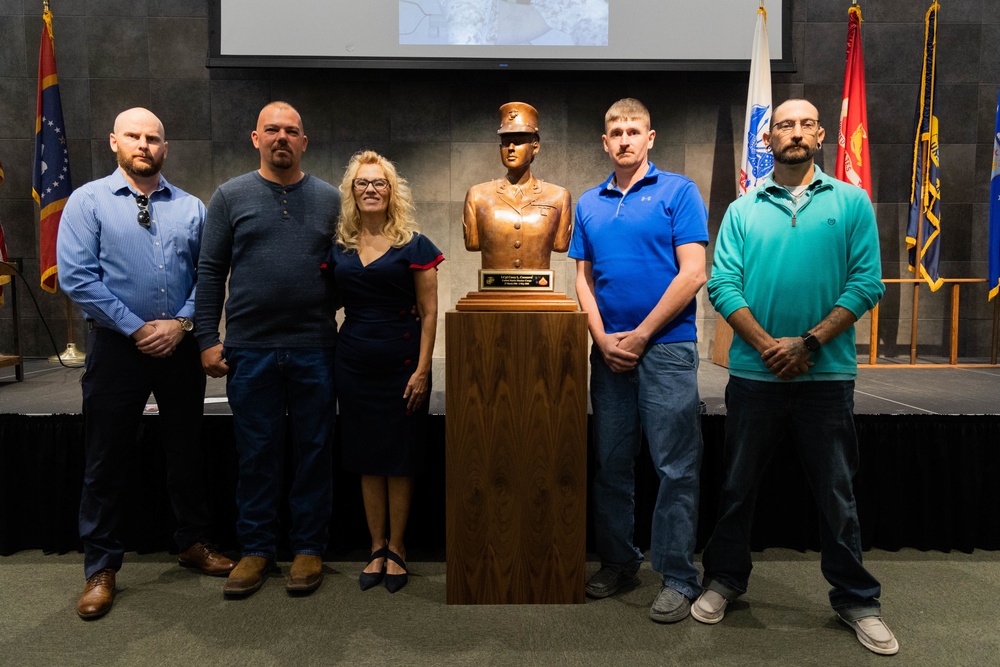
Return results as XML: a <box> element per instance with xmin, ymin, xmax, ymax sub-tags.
<box><xmin>992</xmin><ymin>297</ymin><xmax>999</xmax><ymax>365</ymax></box>
<box><xmin>49</xmin><ymin>296</ymin><xmax>84</xmax><ymax>363</ymax></box>
<box><xmin>910</xmin><ymin>139</ymin><xmax>929</xmax><ymax>364</ymax></box>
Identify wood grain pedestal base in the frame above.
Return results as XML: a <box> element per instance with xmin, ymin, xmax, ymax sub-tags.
<box><xmin>445</xmin><ymin>310</ymin><xmax>588</xmax><ymax>604</ymax></box>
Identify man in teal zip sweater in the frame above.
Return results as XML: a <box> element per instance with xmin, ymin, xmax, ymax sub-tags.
<box><xmin>695</xmin><ymin>99</ymin><xmax>898</xmax><ymax>656</ymax></box>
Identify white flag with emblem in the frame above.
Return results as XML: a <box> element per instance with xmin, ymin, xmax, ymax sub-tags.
<box><xmin>739</xmin><ymin>3</ymin><xmax>773</xmax><ymax>197</ymax></box>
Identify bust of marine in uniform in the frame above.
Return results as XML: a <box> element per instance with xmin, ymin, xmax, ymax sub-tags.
<box><xmin>463</xmin><ymin>102</ymin><xmax>573</xmax><ymax>270</ymax></box>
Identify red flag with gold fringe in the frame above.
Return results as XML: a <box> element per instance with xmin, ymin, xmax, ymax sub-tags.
<box><xmin>836</xmin><ymin>4</ymin><xmax>872</xmax><ymax>199</ymax></box>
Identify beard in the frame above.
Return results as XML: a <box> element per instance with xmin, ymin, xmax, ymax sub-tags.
<box><xmin>268</xmin><ymin>144</ymin><xmax>294</xmax><ymax>170</ymax></box>
<box><xmin>117</xmin><ymin>149</ymin><xmax>163</xmax><ymax>177</ymax></box>
<box><xmin>773</xmin><ymin>142</ymin><xmax>816</xmax><ymax>165</ymax></box>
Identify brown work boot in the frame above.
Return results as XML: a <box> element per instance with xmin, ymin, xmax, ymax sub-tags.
<box><xmin>286</xmin><ymin>554</ymin><xmax>324</xmax><ymax>594</ymax></box>
<box><xmin>178</xmin><ymin>542</ymin><xmax>237</xmax><ymax>576</ymax></box>
<box><xmin>77</xmin><ymin>569</ymin><xmax>116</xmax><ymax>619</ymax></box>
<box><xmin>223</xmin><ymin>556</ymin><xmax>273</xmax><ymax>597</ymax></box>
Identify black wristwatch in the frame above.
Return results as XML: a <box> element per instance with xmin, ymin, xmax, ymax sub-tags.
<box><xmin>175</xmin><ymin>317</ymin><xmax>195</xmax><ymax>333</ymax></box>
<box><xmin>800</xmin><ymin>332</ymin><xmax>821</xmax><ymax>352</ymax></box>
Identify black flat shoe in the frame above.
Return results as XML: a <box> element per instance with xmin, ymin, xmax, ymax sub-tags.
<box><xmin>384</xmin><ymin>549</ymin><xmax>409</xmax><ymax>594</ymax></box>
<box><xmin>359</xmin><ymin>547</ymin><xmax>388</xmax><ymax>591</ymax></box>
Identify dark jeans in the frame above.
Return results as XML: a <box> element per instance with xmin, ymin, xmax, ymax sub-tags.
<box><xmin>80</xmin><ymin>329</ymin><xmax>209</xmax><ymax>579</ymax></box>
<box><xmin>701</xmin><ymin>376</ymin><xmax>882</xmax><ymax>619</ymax></box>
<box><xmin>225</xmin><ymin>347</ymin><xmax>335</xmax><ymax>559</ymax></box>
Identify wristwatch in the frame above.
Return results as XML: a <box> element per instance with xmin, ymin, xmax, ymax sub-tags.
<box><xmin>800</xmin><ymin>332</ymin><xmax>821</xmax><ymax>352</ymax></box>
<box><xmin>175</xmin><ymin>317</ymin><xmax>195</xmax><ymax>333</ymax></box>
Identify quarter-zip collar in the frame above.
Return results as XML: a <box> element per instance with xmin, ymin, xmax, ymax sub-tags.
<box><xmin>756</xmin><ymin>164</ymin><xmax>835</xmax><ymax>227</ymax></box>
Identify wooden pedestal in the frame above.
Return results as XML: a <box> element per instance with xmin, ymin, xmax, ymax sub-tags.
<box><xmin>711</xmin><ymin>314</ymin><xmax>733</xmax><ymax>367</ymax></box>
<box><xmin>445</xmin><ymin>310</ymin><xmax>588</xmax><ymax>604</ymax></box>
<box><xmin>454</xmin><ymin>291</ymin><xmax>579</xmax><ymax>312</ymax></box>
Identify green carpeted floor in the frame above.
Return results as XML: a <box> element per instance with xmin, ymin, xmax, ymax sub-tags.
<box><xmin>1</xmin><ymin>549</ymin><xmax>997</xmax><ymax>666</ymax></box>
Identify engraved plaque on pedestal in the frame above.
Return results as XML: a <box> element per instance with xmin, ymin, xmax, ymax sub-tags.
<box><xmin>479</xmin><ymin>269</ymin><xmax>554</xmax><ymax>292</ymax></box>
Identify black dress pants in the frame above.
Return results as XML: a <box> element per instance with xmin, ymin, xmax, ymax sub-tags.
<box><xmin>79</xmin><ymin>327</ymin><xmax>209</xmax><ymax>579</ymax></box>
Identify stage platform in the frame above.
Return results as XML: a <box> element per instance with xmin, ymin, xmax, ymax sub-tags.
<box><xmin>2</xmin><ymin>357</ymin><xmax>999</xmax><ymax>558</ymax></box>
<box><xmin>3</xmin><ymin>356</ymin><xmax>999</xmax><ymax>416</ymax></box>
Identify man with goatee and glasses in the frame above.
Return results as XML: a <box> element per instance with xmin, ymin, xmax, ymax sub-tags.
<box><xmin>699</xmin><ymin>98</ymin><xmax>897</xmax><ymax>656</ymax></box>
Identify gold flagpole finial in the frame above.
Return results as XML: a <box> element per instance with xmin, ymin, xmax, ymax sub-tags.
<box><xmin>43</xmin><ymin>0</ymin><xmax>49</xmax><ymax>12</ymax></box>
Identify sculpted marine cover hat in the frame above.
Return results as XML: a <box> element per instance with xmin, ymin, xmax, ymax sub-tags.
<box><xmin>497</xmin><ymin>102</ymin><xmax>539</xmax><ymax>135</ymax></box>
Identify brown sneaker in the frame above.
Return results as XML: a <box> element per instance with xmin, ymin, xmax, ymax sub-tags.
<box><xmin>223</xmin><ymin>556</ymin><xmax>273</xmax><ymax>597</ymax></box>
<box><xmin>77</xmin><ymin>569</ymin><xmax>116</xmax><ymax>620</ymax></box>
<box><xmin>178</xmin><ymin>542</ymin><xmax>237</xmax><ymax>576</ymax></box>
<box><xmin>286</xmin><ymin>554</ymin><xmax>324</xmax><ymax>594</ymax></box>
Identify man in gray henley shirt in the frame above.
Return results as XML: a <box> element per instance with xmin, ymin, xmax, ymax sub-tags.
<box><xmin>195</xmin><ymin>101</ymin><xmax>339</xmax><ymax>598</ymax></box>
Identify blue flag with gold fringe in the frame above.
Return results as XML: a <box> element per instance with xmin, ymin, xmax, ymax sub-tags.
<box><xmin>906</xmin><ymin>1</ymin><xmax>943</xmax><ymax>292</ymax></box>
<box><xmin>989</xmin><ymin>89</ymin><xmax>1000</xmax><ymax>301</ymax></box>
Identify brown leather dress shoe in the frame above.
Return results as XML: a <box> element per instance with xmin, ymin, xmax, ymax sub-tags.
<box><xmin>77</xmin><ymin>569</ymin><xmax>116</xmax><ymax>620</ymax></box>
<box><xmin>178</xmin><ymin>542</ymin><xmax>237</xmax><ymax>576</ymax></box>
<box><xmin>286</xmin><ymin>554</ymin><xmax>324</xmax><ymax>594</ymax></box>
<box><xmin>223</xmin><ymin>556</ymin><xmax>273</xmax><ymax>597</ymax></box>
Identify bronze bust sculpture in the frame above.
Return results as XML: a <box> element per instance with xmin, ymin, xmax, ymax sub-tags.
<box><xmin>463</xmin><ymin>102</ymin><xmax>573</xmax><ymax>271</ymax></box>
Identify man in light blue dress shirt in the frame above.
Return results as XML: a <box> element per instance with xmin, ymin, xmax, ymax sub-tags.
<box><xmin>57</xmin><ymin>108</ymin><xmax>235</xmax><ymax>620</ymax></box>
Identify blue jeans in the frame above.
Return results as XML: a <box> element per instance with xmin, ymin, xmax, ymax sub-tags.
<box><xmin>590</xmin><ymin>341</ymin><xmax>703</xmax><ymax>599</ymax></box>
<box><xmin>701</xmin><ymin>376</ymin><xmax>882</xmax><ymax>619</ymax></box>
<box><xmin>225</xmin><ymin>347</ymin><xmax>335</xmax><ymax>558</ymax></box>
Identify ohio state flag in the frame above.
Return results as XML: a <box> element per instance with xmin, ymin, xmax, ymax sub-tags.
<box><xmin>836</xmin><ymin>4</ymin><xmax>872</xmax><ymax>199</ymax></box>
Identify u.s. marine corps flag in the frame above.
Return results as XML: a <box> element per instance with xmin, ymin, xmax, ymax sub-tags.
<box><xmin>836</xmin><ymin>3</ymin><xmax>872</xmax><ymax>199</ymax></box>
<box><xmin>989</xmin><ymin>89</ymin><xmax>1000</xmax><ymax>301</ymax></box>
<box><xmin>906</xmin><ymin>2</ymin><xmax>944</xmax><ymax>292</ymax></box>
<box><xmin>739</xmin><ymin>1</ymin><xmax>772</xmax><ymax>197</ymax></box>
<box><xmin>32</xmin><ymin>6</ymin><xmax>73</xmax><ymax>294</ymax></box>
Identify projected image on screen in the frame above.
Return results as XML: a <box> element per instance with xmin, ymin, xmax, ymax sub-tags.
<box><xmin>399</xmin><ymin>0</ymin><xmax>609</xmax><ymax>47</ymax></box>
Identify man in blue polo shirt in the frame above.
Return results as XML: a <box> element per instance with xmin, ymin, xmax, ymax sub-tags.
<box><xmin>570</xmin><ymin>98</ymin><xmax>709</xmax><ymax>623</ymax></box>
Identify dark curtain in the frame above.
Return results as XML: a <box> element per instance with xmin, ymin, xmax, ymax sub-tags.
<box><xmin>1</xmin><ymin>413</ymin><xmax>997</xmax><ymax>556</ymax></box>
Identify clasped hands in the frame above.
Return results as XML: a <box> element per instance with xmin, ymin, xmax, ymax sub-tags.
<box><xmin>761</xmin><ymin>336</ymin><xmax>814</xmax><ymax>380</ymax></box>
<box><xmin>132</xmin><ymin>319</ymin><xmax>185</xmax><ymax>359</ymax></box>
<box><xmin>597</xmin><ymin>330</ymin><xmax>646</xmax><ymax>373</ymax></box>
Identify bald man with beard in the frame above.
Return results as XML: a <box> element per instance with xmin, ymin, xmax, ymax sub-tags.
<box><xmin>196</xmin><ymin>102</ymin><xmax>340</xmax><ymax>598</ymax></box>
<box><xmin>699</xmin><ymin>99</ymin><xmax>896</xmax><ymax>655</ymax></box>
<box><xmin>58</xmin><ymin>107</ymin><xmax>236</xmax><ymax>620</ymax></box>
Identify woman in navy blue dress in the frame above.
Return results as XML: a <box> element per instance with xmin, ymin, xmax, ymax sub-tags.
<box><xmin>326</xmin><ymin>151</ymin><xmax>443</xmax><ymax>593</ymax></box>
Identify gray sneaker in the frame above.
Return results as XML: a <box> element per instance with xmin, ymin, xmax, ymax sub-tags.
<box><xmin>691</xmin><ymin>589</ymin><xmax>729</xmax><ymax>624</ymax></box>
<box><xmin>839</xmin><ymin>615</ymin><xmax>900</xmax><ymax>655</ymax></box>
<box><xmin>649</xmin><ymin>585</ymin><xmax>691</xmax><ymax>623</ymax></box>
<box><xmin>585</xmin><ymin>563</ymin><xmax>640</xmax><ymax>599</ymax></box>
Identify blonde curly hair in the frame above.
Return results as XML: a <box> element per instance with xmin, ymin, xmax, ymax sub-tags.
<box><xmin>336</xmin><ymin>150</ymin><xmax>417</xmax><ymax>251</ymax></box>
